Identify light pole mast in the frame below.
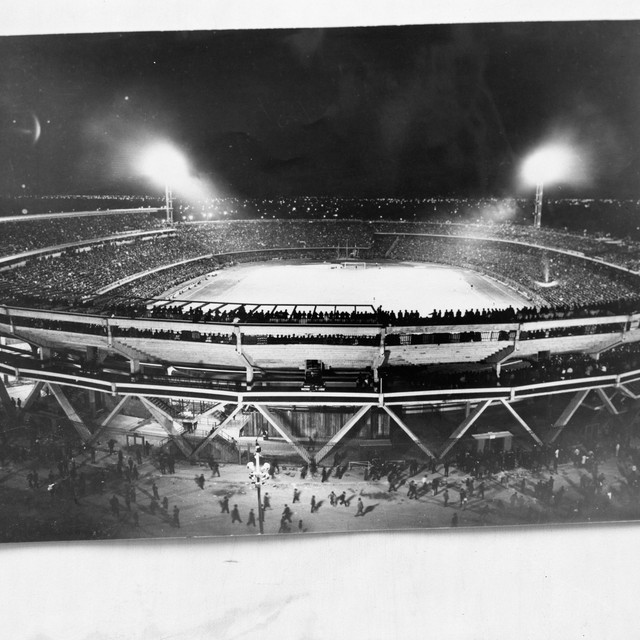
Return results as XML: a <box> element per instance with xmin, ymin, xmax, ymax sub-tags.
<box><xmin>165</xmin><ymin>183</ymin><xmax>173</xmax><ymax>224</ymax></box>
<box><xmin>533</xmin><ymin>181</ymin><xmax>543</xmax><ymax>228</ymax></box>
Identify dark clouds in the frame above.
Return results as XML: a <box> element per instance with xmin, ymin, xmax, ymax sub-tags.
<box><xmin>1</xmin><ymin>22</ymin><xmax>639</xmax><ymax>199</ymax></box>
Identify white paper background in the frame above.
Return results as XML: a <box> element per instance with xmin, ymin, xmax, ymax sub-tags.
<box><xmin>2</xmin><ymin>2</ymin><xmax>640</xmax><ymax>638</ymax></box>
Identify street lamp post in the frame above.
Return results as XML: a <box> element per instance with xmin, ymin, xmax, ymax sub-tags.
<box><xmin>255</xmin><ymin>443</ymin><xmax>264</xmax><ymax>535</ymax></box>
<box><xmin>248</xmin><ymin>440</ymin><xmax>269</xmax><ymax>534</ymax></box>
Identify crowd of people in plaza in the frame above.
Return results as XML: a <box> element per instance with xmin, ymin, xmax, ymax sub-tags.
<box><xmin>1</xmin><ymin>378</ymin><xmax>636</xmax><ymax>541</ymax></box>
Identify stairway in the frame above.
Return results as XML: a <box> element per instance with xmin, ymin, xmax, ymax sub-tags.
<box><xmin>482</xmin><ymin>344</ymin><xmax>515</xmax><ymax>365</ymax></box>
<box><xmin>147</xmin><ymin>396</ymin><xmax>180</xmax><ymax>420</ymax></box>
<box><xmin>212</xmin><ymin>430</ymin><xmax>239</xmax><ymax>454</ymax></box>
<box><xmin>111</xmin><ymin>338</ymin><xmax>158</xmax><ymax>364</ymax></box>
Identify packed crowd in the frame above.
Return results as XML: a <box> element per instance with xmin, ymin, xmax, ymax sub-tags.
<box><xmin>0</xmin><ymin>232</ymin><xmax>212</xmax><ymax>304</ymax></box>
<box><xmin>0</xmin><ymin>212</ymin><xmax>163</xmax><ymax>256</ymax></box>
<box><xmin>0</xmin><ymin>215</ymin><xmax>639</xmax><ymax>332</ymax></box>
<box><xmin>383</xmin><ymin>234</ymin><xmax>640</xmax><ymax>309</ymax></box>
<box><xmin>381</xmin><ymin>345</ymin><xmax>635</xmax><ymax>392</ymax></box>
<box><xmin>241</xmin><ymin>333</ymin><xmax>380</xmax><ymax>346</ymax></box>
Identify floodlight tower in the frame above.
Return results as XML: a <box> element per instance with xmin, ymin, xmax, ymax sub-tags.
<box><xmin>140</xmin><ymin>143</ymin><xmax>190</xmax><ymax>225</ymax></box>
<box><xmin>533</xmin><ymin>181</ymin><xmax>544</xmax><ymax>229</ymax></box>
<box><xmin>164</xmin><ymin>183</ymin><xmax>173</xmax><ymax>223</ymax></box>
<box><xmin>521</xmin><ymin>145</ymin><xmax>577</xmax><ymax>229</ymax></box>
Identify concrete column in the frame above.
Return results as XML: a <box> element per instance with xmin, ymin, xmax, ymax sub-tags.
<box><xmin>88</xmin><ymin>390</ymin><xmax>97</xmax><ymax>418</ymax></box>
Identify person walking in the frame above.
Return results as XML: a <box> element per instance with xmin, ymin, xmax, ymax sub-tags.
<box><xmin>231</xmin><ymin>504</ymin><xmax>242</xmax><ymax>523</ymax></box>
<box><xmin>293</xmin><ymin>488</ymin><xmax>301</xmax><ymax>503</ymax></box>
<box><xmin>278</xmin><ymin>516</ymin><xmax>290</xmax><ymax>533</ymax></box>
<box><xmin>355</xmin><ymin>498</ymin><xmax>364</xmax><ymax>516</ymax></box>
<box><xmin>110</xmin><ymin>494</ymin><xmax>120</xmax><ymax>517</ymax></box>
<box><xmin>173</xmin><ymin>506</ymin><xmax>180</xmax><ymax>528</ymax></box>
<box><xmin>221</xmin><ymin>496</ymin><xmax>230</xmax><ymax>513</ymax></box>
<box><xmin>310</xmin><ymin>495</ymin><xmax>316</xmax><ymax>513</ymax></box>
<box><xmin>162</xmin><ymin>496</ymin><xmax>169</xmax><ymax>511</ymax></box>
<box><xmin>443</xmin><ymin>488</ymin><xmax>449</xmax><ymax>508</ymax></box>
<box><xmin>282</xmin><ymin>504</ymin><xmax>293</xmax><ymax>523</ymax></box>
<box><xmin>263</xmin><ymin>493</ymin><xmax>271</xmax><ymax>510</ymax></box>
<box><xmin>451</xmin><ymin>512</ymin><xmax>458</xmax><ymax>528</ymax></box>
<box><xmin>247</xmin><ymin>509</ymin><xmax>257</xmax><ymax>527</ymax></box>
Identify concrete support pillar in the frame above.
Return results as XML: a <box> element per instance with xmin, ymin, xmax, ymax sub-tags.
<box><xmin>438</xmin><ymin>400</ymin><xmax>494</xmax><ymax>460</ymax></box>
<box><xmin>88</xmin><ymin>390</ymin><xmax>97</xmax><ymax>419</ymax></box>
<box><xmin>547</xmin><ymin>389</ymin><xmax>590</xmax><ymax>444</ymax></box>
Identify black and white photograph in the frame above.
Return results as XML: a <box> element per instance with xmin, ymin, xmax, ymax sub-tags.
<box><xmin>3</xmin><ymin>9</ymin><xmax>640</xmax><ymax>543</ymax></box>
<box><xmin>3</xmin><ymin>2</ymin><xmax>640</xmax><ymax>637</ymax></box>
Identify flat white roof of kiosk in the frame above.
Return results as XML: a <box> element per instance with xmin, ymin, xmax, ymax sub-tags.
<box><xmin>472</xmin><ymin>431</ymin><xmax>513</xmax><ymax>440</ymax></box>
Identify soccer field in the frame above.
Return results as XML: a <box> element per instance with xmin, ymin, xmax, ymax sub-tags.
<box><xmin>168</xmin><ymin>260</ymin><xmax>530</xmax><ymax>315</ymax></box>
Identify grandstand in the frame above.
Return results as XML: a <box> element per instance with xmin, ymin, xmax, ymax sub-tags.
<box><xmin>1</xmin><ymin>206</ymin><xmax>640</xmax><ymax>471</ymax></box>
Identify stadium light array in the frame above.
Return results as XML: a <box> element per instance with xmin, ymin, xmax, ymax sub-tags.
<box><xmin>521</xmin><ymin>144</ymin><xmax>579</xmax><ymax>228</ymax></box>
<box><xmin>139</xmin><ymin>143</ymin><xmax>191</xmax><ymax>223</ymax></box>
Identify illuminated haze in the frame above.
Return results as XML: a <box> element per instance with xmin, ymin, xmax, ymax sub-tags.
<box><xmin>0</xmin><ymin>23</ymin><xmax>639</xmax><ymax>201</ymax></box>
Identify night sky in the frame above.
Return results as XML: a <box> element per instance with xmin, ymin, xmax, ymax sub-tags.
<box><xmin>1</xmin><ymin>21</ymin><xmax>640</xmax><ymax>200</ymax></box>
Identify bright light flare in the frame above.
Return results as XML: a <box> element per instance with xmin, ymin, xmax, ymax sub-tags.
<box><xmin>521</xmin><ymin>145</ymin><xmax>578</xmax><ymax>186</ymax></box>
<box><xmin>140</xmin><ymin>143</ymin><xmax>190</xmax><ymax>185</ymax></box>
